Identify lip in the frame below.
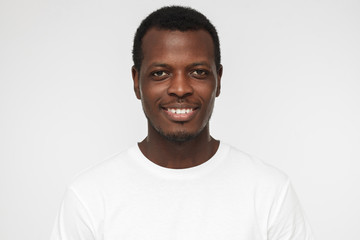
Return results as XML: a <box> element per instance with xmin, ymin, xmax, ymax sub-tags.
<box><xmin>161</xmin><ymin>106</ymin><xmax>199</xmax><ymax>122</ymax></box>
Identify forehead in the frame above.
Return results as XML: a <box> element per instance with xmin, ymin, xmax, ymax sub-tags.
<box><xmin>141</xmin><ymin>28</ymin><xmax>215</xmax><ymax>67</ymax></box>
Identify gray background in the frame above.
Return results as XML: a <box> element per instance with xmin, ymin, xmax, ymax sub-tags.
<box><xmin>1</xmin><ymin>0</ymin><xmax>359</xmax><ymax>239</ymax></box>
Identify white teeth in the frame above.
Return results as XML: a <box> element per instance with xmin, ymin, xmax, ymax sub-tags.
<box><xmin>167</xmin><ymin>108</ymin><xmax>193</xmax><ymax>114</ymax></box>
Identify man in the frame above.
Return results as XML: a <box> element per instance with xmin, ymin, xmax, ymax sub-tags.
<box><xmin>51</xmin><ymin>6</ymin><xmax>313</xmax><ymax>240</ymax></box>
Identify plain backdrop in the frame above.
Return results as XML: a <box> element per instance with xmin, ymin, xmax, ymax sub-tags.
<box><xmin>1</xmin><ymin>0</ymin><xmax>359</xmax><ymax>239</ymax></box>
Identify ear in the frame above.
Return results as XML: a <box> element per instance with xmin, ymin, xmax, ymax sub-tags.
<box><xmin>132</xmin><ymin>66</ymin><xmax>141</xmax><ymax>99</ymax></box>
<box><xmin>216</xmin><ymin>64</ymin><xmax>223</xmax><ymax>97</ymax></box>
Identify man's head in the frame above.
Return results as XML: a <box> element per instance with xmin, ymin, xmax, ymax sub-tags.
<box><xmin>132</xmin><ymin>6</ymin><xmax>222</xmax><ymax>143</ymax></box>
<box><xmin>132</xmin><ymin>6</ymin><xmax>221</xmax><ymax>72</ymax></box>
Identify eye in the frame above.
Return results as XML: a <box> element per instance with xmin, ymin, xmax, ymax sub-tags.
<box><xmin>152</xmin><ymin>71</ymin><xmax>168</xmax><ymax>77</ymax></box>
<box><xmin>191</xmin><ymin>69</ymin><xmax>208</xmax><ymax>78</ymax></box>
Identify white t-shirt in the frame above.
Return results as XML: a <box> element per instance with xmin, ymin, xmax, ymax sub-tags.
<box><xmin>51</xmin><ymin>142</ymin><xmax>313</xmax><ymax>240</ymax></box>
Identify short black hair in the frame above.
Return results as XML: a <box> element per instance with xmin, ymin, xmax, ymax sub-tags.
<box><xmin>132</xmin><ymin>6</ymin><xmax>221</xmax><ymax>71</ymax></box>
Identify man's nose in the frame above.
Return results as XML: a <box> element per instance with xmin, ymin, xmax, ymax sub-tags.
<box><xmin>167</xmin><ymin>72</ymin><xmax>194</xmax><ymax>98</ymax></box>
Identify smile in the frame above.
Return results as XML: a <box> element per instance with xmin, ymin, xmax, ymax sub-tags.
<box><xmin>167</xmin><ymin>108</ymin><xmax>193</xmax><ymax>114</ymax></box>
<box><xmin>162</xmin><ymin>107</ymin><xmax>197</xmax><ymax>122</ymax></box>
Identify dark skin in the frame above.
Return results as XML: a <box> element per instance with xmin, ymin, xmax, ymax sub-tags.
<box><xmin>132</xmin><ymin>28</ymin><xmax>223</xmax><ymax>169</ymax></box>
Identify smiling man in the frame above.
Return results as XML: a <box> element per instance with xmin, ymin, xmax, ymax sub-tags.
<box><xmin>51</xmin><ymin>6</ymin><xmax>313</xmax><ymax>240</ymax></box>
<box><xmin>132</xmin><ymin>27</ymin><xmax>221</xmax><ymax>169</ymax></box>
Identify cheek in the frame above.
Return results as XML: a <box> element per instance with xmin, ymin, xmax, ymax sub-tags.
<box><xmin>140</xmin><ymin>84</ymin><xmax>165</xmax><ymax>113</ymax></box>
<box><xmin>203</xmin><ymin>88</ymin><xmax>218</xmax><ymax>114</ymax></box>
<box><xmin>141</xmin><ymin>98</ymin><xmax>151</xmax><ymax>115</ymax></box>
<box><xmin>206</xmin><ymin>96</ymin><xmax>216</xmax><ymax>114</ymax></box>
<box><xmin>196</xmin><ymin>84</ymin><xmax>217</xmax><ymax>103</ymax></box>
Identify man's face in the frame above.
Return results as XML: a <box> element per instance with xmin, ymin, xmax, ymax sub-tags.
<box><xmin>132</xmin><ymin>28</ymin><xmax>222</xmax><ymax>142</ymax></box>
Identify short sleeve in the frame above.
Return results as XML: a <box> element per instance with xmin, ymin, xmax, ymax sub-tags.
<box><xmin>50</xmin><ymin>187</ymin><xmax>96</xmax><ymax>240</ymax></box>
<box><xmin>267</xmin><ymin>180</ymin><xmax>314</xmax><ymax>240</ymax></box>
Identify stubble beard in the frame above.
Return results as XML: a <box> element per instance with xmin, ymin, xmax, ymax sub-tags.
<box><xmin>147</xmin><ymin>118</ymin><xmax>198</xmax><ymax>143</ymax></box>
<box><xmin>146</xmin><ymin>115</ymin><xmax>212</xmax><ymax>143</ymax></box>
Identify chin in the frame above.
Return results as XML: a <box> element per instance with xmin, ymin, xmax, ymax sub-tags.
<box><xmin>153</xmin><ymin>122</ymin><xmax>202</xmax><ymax>143</ymax></box>
<box><xmin>162</xmin><ymin>130</ymin><xmax>197</xmax><ymax>142</ymax></box>
<box><xmin>146</xmin><ymin>115</ymin><xmax>209</xmax><ymax>143</ymax></box>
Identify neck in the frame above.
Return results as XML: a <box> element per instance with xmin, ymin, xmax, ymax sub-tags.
<box><xmin>138</xmin><ymin>123</ymin><xmax>219</xmax><ymax>169</ymax></box>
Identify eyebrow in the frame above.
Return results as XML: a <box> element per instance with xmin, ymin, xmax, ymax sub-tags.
<box><xmin>150</xmin><ymin>62</ymin><xmax>211</xmax><ymax>68</ymax></box>
<box><xmin>190</xmin><ymin>62</ymin><xmax>211</xmax><ymax>68</ymax></box>
<box><xmin>150</xmin><ymin>63</ymin><xmax>171</xmax><ymax>68</ymax></box>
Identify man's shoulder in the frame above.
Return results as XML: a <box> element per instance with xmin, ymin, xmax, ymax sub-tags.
<box><xmin>67</xmin><ymin>145</ymin><xmax>137</xmax><ymax>191</ymax></box>
<box><xmin>224</xmin><ymin>143</ymin><xmax>289</xmax><ymax>186</ymax></box>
